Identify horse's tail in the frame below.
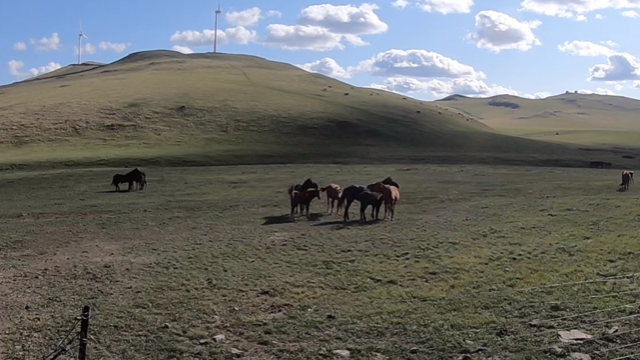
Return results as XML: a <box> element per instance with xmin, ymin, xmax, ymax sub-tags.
<box><xmin>338</xmin><ymin>190</ymin><xmax>347</xmax><ymax>209</ymax></box>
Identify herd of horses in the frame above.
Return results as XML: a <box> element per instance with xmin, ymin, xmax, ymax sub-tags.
<box><xmin>287</xmin><ymin>177</ymin><xmax>400</xmax><ymax>222</ymax></box>
<box><xmin>111</xmin><ymin>168</ymin><xmax>148</xmax><ymax>192</ymax></box>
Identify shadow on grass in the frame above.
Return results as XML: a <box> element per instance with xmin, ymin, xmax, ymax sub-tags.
<box><xmin>313</xmin><ymin>219</ymin><xmax>381</xmax><ymax>228</ymax></box>
<box><xmin>616</xmin><ymin>187</ymin><xmax>628</xmax><ymax>193</ymax></box>
<box><xmin>261</xmin><ymin>212</ymin><xmax>325</xmax><ymax>225</ymax></box>
<box><xmin>95</xmin><ymin>190</ymin><xmax>132</xmax><ymax>194</ymax></box>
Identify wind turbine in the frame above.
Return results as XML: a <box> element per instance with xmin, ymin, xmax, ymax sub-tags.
<box><xmin>214</xmin><ymin>3</ymin><xmax>221</xmax><ymax>53</ymax></box>
<box><xmin>77</xmin><ymin>20</ymin><xmax>88</xmax><ymax>64</ymax></box>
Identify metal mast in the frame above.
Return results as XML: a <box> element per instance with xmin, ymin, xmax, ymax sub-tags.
<box><xmin>214</xmin><ymin>3</ymin><xmax>221</xmax><ymax>53</ymax></box>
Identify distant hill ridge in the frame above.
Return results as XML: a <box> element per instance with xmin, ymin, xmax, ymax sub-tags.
<box><xmin>0</xmin><ymin>50</ymin><xmax>632</xmax><ymax>168</ymax></box>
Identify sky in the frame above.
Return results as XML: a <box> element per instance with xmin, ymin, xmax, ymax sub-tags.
<box><xmin>2</xmin><ymin>0</ymin><xmax>640</xmax><ymax>100</ymax></box>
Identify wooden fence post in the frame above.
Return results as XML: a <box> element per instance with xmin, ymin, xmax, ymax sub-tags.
<box><xmin>78</xmin><ymin>305</ymin><xmax>90</xmax><ymax>360</ymax></box>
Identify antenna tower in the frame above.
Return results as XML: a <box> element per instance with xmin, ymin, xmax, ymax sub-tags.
<box><xmin>214</xmin><ymin>3</ymin><xmax>221</xmax><ymax>53</ymax></box>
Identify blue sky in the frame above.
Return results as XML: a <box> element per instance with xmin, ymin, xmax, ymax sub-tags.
<box><xmin>3</xmin><ymin>0</ymin><xmax>640</xmax><ymax>100</ymax></box>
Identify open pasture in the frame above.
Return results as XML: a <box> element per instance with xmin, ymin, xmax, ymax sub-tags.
<box><xmin>2</xmin><ymin>164</ymin><xmax>640</xmax><ymax>359</ymax></box>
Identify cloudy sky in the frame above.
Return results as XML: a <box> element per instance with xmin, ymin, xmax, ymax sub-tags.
<box><xmin>2</xmin><ymin>0</ymin><xmax>640</xmax><ymax>100</ymax></box>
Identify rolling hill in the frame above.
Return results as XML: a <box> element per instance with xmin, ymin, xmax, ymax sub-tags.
<box><xmin>0</xmin><ymin>50</ymin><xmax>631</xmax><ymax>168</ymax></box>
<box><xmin>435</xmin><ymin>93</ymin><xmax>640</xmax><ymax>147</ymax></box>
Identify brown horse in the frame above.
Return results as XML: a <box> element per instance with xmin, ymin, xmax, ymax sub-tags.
<box><xmin>358</xmin><ymin>190</ymin><xmax>384</xmax><ymax>222</ymax></box>
<box><xmin>288</xmin><ymin>184</ymin><xmax>304</xmax><ymax>214</ymax></box>
<box><xmin>137</xmin><ymin>171</ymin><xmax>147</xmax><ymax>191</ymax></box>
<box><xmin>367</xmin><ymin>182</ymin><xmax>400</xmax><ymax>220</ymax></box>
<box><xmin>338</xmin><ymin>185</ymin><xmax>367</xmax><ymax>221</ymax></box>
<box><xmin>290</xmin><ymin>189</ymin><xmax>301</xmax><ymax>217</ymax></box>
<box><xmin>621</xmin><ymin>171</ymin><xmax>632</xmax><ymax>191</ymax></box>
<box><xmin>298</xmin><ymin>188</ymin><xmax>321</xmax><ymax>218</ymax></box>
<box><xmin>111</xmin><ymin>174</ymin><xmax>129</xmax><ymax>192</ymax></box>
<box><xmin>320</xmin><ymin>183</ymin><xmax>342</xmax><ymax>214</ymax></box>
<box><xmin>111</xmin><ymin>168</ymin><xmax>145</xmax><ymax>192</ymax></box>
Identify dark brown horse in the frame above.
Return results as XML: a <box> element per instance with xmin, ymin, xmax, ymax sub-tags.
<box><xmin>338</xmin><ymin>185</ymin><xmax>367</xmax><ymax>221</ymax></box>
<box><xmin>111</xmin><ymin>174</ymin><xmax>129</xmax><ymax>192</ymax></box>
<box><xmin>358</xmin><ymin>190</ymin><xmax>384</xmax><ymax>222</ymax></box>
<box><xmin>111</xmin><ymin>168</ymin><xmax>145</xmax><ymax>192</ymax></box>
<box><xmin>137</xmin><ymin>171</ymin><xmax>147</xmax><ymax>191</ymax></box>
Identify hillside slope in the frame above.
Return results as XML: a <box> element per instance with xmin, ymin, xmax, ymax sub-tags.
<box><xmin>0</xmin><ymin>51</ymin><xmax>624</xmax><ymax>168</ymax></box>
<box><xmin>435</xmin><ymin>93</ymin><xmax>640</xmax><ymax>147</ymax></box>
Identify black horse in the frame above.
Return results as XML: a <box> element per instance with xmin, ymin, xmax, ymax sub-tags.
<box><xmin>111</xmin><ymin>168</ymin><xmax>144</xmax><ymax>192</ymax></box>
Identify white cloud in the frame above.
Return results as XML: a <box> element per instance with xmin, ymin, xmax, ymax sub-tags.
<box><xmin>391</xmin><ymin>0</ymin><xmax>409</xmax><ymax>8</ymax></box>
<box><xmin>266</xmin><ymin>10</ymin><xmax>282</xmax><ymax>17</ymax></box>
<box><xmin>224</xmin><ymin>26</ymin><xmax>258</xmax><ymax>44</ymax></box>
<box><xmin>262</xmin><ymin>24</ymin><xmax>344</xmax><ymax>51</ymax></box>
<box><xmin>7</xmin><ymin>60</ymin><xmax>24</xmax><ymax>76</ymax></box>
<box><xmin>589</xmin><ymin>53</ymin><xmax>640</xmax><ymax>81</ymax></box>
<box><xmin>370</xmin><ymin>77</ymin><xmax>517</xmax><ymax>98</ymax></box>
<box><xmin>352</xmin><ymin>49</ymin><xmax>485</xmax><ymax>79</ymax></box>
<box><xmin>7</xmin><ymin>60</ymin><xmax>61</xmax><ymax>79</ymax></box>
<box><xmin>601</xmin><ymin>40</ymin><xmax>618</xmax><ymax>47</ymax></box>
<box><xmin>558</xmin><ymin>40</ymin><xmax>640</xmax><ymax>83</ymax></box>
<box><xmin>595</xmin><ymin>13</ymin><xmax>604</xmax><ymax>19</ymax></box>
<box><xmin>557</xmin><ymin>40</ymin><xmax>614</xmax><ymax>57</ymax></box>
<box><xmin>30</xmin><ymin>32</ymin><xmax>61</xmax><ymax>51</ymax></box>
<box><xmin>297</xmin><ymin>3</ymin><xmax>388</xmax><ymax>36</ymax></box>
<box><xmin>73</xmin><ymin>43</ymin><xmax>96</xmax><ymax>56</ymax></box>
<box><xmin>172</xmin><ymin>45</ymin><xmax>194</xmax><ymax>54</ymax></box>
<box><xmin>170</xmin><ymin>26</ymin><xmax>257</xmax><ymax>47</ymax></box>
<box><xmin>98</xmin><ymin>41</ymin><xmax>130</xmax><ymax>52</ymax></box>
<box><xmin>522</xmin><ymin>92</ymin><xmax>551</xmax><ymax>99</ymax></box>
<box><xmin>296</xmin><ymin>57</ymin><xmax>351</xmax><ymax>78</ymax></box>
<box><xmin>634</xmin><ymin>81</ymin><xmax>640</xmax><ymax>88</ymax></box>
<box><xmin>622</xmin><ymin>10</ymin><xmax>640</xmax><ymax>17</ymax></box>
<box><xmin>13</xmin><ymin>42</ymin><xmax>26</xmax><ymax>51</ymax></box>
<box><xmin>28</xmin><ymin>62</ymin><xmax>61</xmax><ymax>76</ymax></box>
<box><xmin>576</xmin><ymin>14</ymin><xmax>587</xmax><ymax>21</ymax></box>
<box><xmin>467</xmin><ymin>10</ymin><xmax>541</xmax><ymax>52</ymax></box>
<box><xmin>259</xmin><ymin>4</ymin><xmax>387</xmax><ymax>51</ymax></box>
<box><xmin>394</xmin><ymin>0</ymin><xmax>473</xmax><ymax>14</ymax></box>
<box><xmin>226</xmin><ymin>7</ymin><xmax>262</xmax><ymax>27</ymax></box>
<box><xmin>577</xmin><ymin>88</ymin><xmax>616</xmax><ymax>95</ymax></box>
<box><xmin>519</xmin><ymin>0</ymin><xmax>640</xmax><ymax>19</ymax></box>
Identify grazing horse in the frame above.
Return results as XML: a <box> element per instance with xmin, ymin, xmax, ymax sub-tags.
<box><xmin>298</xmin><ymin>188</ymin><xmax>321</xmax><ymax>218</ymax></box>
<box><xmin>623</xmin><ymin>170</ymin><xmax>634</xmax><ymax>183</ymax></box>
<box><xmin>111</xmin><ymin>168</ymin><xmax>144</xmax><ymax>192</ymax></box>
<box><xmin>137</xmin><ymin>171</ymin><xmax>147</xmax><ymax>191</ymax></box>
<box><xmin>320</xmin><ymin>183</ymin><xmax>342</xmax><ymax>214</ymax></box>
<box><xmin>288</xmin><ymin>184</ymin><xmax>304</xmax><ymax>214</ymax></box>
<box><xmin>358</xmin><ymin>190</ymin><xmax>384</xmax><ymax>222</ymax></box>
<box><xmin>621</xmin><ymin>171</ymin><xmax>633</xmax><ymax>191</ymax></box>
<box><xmin>290</xmin><ymin>189</ymin><xmax>301</xmax><ymax>217</ymax></box>
<box><xmin>367</xmin><ymin>182</ymin><xmax>400</xmax><ymax>220</ymax></box>
<box><xmin>111</xmin><ymin>174</ymin><xmax>129</xmax><ymax>192</ymax></box>
<box><xmin>338</xmin><ymin>185</ymin><xmax>367</xmax><ymax>221</ymax></box>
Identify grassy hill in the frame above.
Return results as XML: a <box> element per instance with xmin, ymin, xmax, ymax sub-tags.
<box><xmin>435</xmin><ymin>93</ymin><xmax>640</xmax><ymax>148</ymax></box>
<box><xmin>0</xmin><ymin>50</ymin><xmax>631</xmax><ymax>168</ymax></box>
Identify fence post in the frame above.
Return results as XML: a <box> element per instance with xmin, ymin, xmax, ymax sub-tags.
<box><xmin>78</xmin><ymin>305</ymin><xmax>90</xmax><ymax>360</ymax></box>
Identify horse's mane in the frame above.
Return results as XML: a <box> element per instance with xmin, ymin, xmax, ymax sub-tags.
<box><xmin>381</xmin><ymin>177</ymin><xmax>399</xmax><ymax>188</ymax></box>
<box><xmin>300</xmin><ymin>178</ymin><xmax>318</xmax><ymax>191</ymax></box>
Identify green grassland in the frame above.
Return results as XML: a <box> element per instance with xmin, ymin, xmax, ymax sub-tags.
<box><xmin>2</xmin><ymin>164</ymin><xmax>640</xmax><ymax>359</ymax></box>
<box><xmin>435</xmin><ymin>93</ymin><xmax>640</xmax><ymax>147</ymax></box>
<box><xmin>0</xmin><ymin>50</ymin><xmax>634</xmax><ymax>169</ymax></box>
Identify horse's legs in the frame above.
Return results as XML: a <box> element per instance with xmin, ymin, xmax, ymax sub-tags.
<box><xmin>360</xmin><ymin>202</ymin><xmax>367</xmax><ymax>222</ymax></box>
<box><xmin>343</xmin><ymin>198</ymin><xmax>354</xmax><ymax>221</ymax></box>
